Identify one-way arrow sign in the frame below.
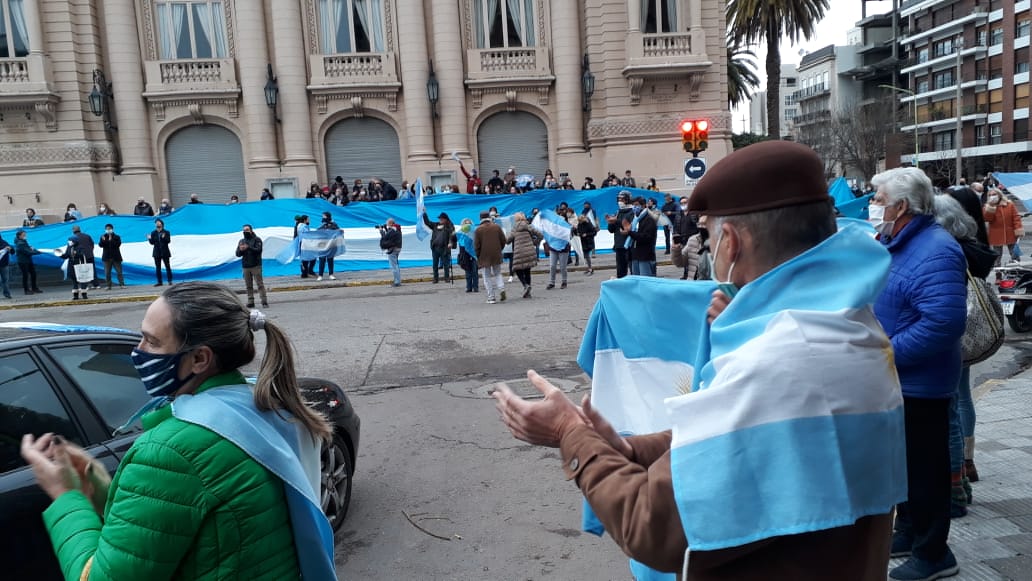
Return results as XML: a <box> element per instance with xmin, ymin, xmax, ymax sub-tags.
<box><xmin>684</xmin><ymin>157</ymin><xmax>707</xmax><ymax>180</ymax></box>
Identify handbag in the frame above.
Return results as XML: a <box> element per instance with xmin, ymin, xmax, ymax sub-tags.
<box><xmin>72</xmin><ymin>257</ymin><xmax>93</xmax><ymax>283</ymax></box>
<box><xmin>962</xmin><ymin>270</ymin><xmax>1005</xmax><ymax>365</ymax></box>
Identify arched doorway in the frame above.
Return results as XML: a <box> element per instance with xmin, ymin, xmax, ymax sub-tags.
<box><xmin>324</xmin><ymin>118</ymin><xmax>403</xmax><ymax>187</ymax></box>
<box><xmin>476</xmin><ymin>112</ymin><xmax>549</xmax><ymax>182</ymax></box>
<box><xmin>165</xmin><ymin>125</ymin><xmax>245</xmax><ymax>206</ymax></box>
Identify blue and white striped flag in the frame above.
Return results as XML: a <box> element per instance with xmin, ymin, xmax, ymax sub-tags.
<box><xmin>455</xmin><ymin>223</ymin><xmax>476</xmax><ymax>258</ymax></box>
<box><xmin>415</xmin><ymin>179</ymin><xmax>432</xmax><ymax>241</ymax></box>
<box><xmin>274</xmin><ymin>229</ymin><xmax>345</xmax><ymax>264</ymax></box>
<box><xmin>576</xmin><ymin>221</ymin><xmax>906</xmax><ymax>577</ymax></box>
<box><xmin>531</xmin><ymin>209</ymin><xmax>571</xmax><ymax>250</ymax></box>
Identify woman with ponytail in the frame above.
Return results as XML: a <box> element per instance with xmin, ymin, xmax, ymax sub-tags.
<box><xmin>20</xmin><ymin>282</ymin><xmax>335</xmax><ymax>580</ymax></box>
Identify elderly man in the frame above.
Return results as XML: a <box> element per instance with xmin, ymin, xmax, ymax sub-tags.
<box><xmin>494</xmin><ymin>142</ymin><xmax>906</xmax><ymax>579</ymax></box>
<box><xmin>870</xmin><ymin>167</ymin><xmax>967</xmax><ymax>581</ymax></box>
<box><xmin>474</xmin><ymin>210</ymin><xmax>506</xmax><ymax>304</ymax></box>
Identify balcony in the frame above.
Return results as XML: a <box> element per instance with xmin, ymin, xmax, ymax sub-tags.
<box><xmin>622</xmin><ymin>31</ymin><xmax>712</xmax><ymax>104</ymax></box>
<box><xmin>900</xmin><ymin>45</ymin><xmax>986</xmax><ymax>74</ymax></box>
<box><xmin>900</xmin><ymin>79</ymin><xmax>988</xmax><ymax>102</ymax></box>
<box><xmin>900</xmin><ymin>104</ymin><xmax>989</xmax><ymax>132</ymax></box>
<box><xmin>142</xmin><ymin>58</ymin><xmax>240</xmax><ymax>122</ymax></box>
<box><xmin>463</xmin><ymin>46</ymin><xmax>554</xmax><ymax>108</ymax></box>
<box><xmin>308</xmin><ymin>52</ymin><xmax>402</xmax><ymax>113</ymax></box>
<box><xmin>792</xmin><ymin>83</ymin><xmax>831</xmax><ymax>102</ymax></box>
<box><xmin>0</xmin><ymin>56</ymin><xmax>60</xmax><ymax>131</ymax></box>
<box><xmin>794</xmin><ymin>110</ymin><xmax>833</xmax><ymax>126</ymax></box>
<box><xmin>899</xmin><ymin>12</ymin><xmax>989</xmax><ymax>45</ymax></box>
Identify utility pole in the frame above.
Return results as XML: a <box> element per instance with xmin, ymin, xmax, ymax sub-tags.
<box><xmin>955</xmin><ymin>35</ymin><xmax>964</xmax><ymax>184</ymax></box>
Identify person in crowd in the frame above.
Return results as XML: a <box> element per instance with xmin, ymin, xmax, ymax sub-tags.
<box><xmin>623</xmin><ymin>196</ymin><xmax>658</xmax><ymax>276</ymax></box>
<box><xmin>423</xmin><ymin>211</ymin><xmax>456</xmax><ymax>284</ymax></box>
<box><xmin>0</xmin><ymin>232</ymin><xmax>12</xmax><ymax>299</ymax></box>
<box><xmin>581</xmin><ymin>176</ymin><xmax>597</xmax><ymax>190</ymax></box>
<box><xmin>149</xmin><ymin>218</ymin><xmax>173</xmax><ymax>287</ymax></box>
<box><xmin>260</xmin><ymin>188</ymin><xmax>275</xmax><ymax>200</ymax></box>
<box><xmin>660</xmin><ymin>193</ymin><xmax>677</xmax><ymax>254</ymax></box>
<box><xmin>99</xmin><ymin>223</ymin><xmax>125</xmax><ymax>290</ymax></box>
<box><xmin>474</xmin><ymin>210</ymin><xmax>506</xmax><ymax>304</ymax></box>
<box><xmin>97</xmin><ymin>203</ymin><xmax>116</xmax><ymax>216</ymax></box>
<box><xmin>71</xmin><ymin>224</ymin><xmax>99</xmax><ymax>289</ymax></box>
<box><xmin>14</xmin><ymin>230</ymin><xmax>42</xmax><ymax>294</ymax></box>
<box><xmin>565</xmin><ymin>208</ymin><xmax>583</xmax><ymax>267</ymax></box>
<box><xmin>487</xmin><ymin>170</ymin><xmax>505</xmax><ymax>193</ymax></box>
<box><xmin>64</xmin><ymin>203</ymin><xmax>83</xmax><ymax>222</ymax></box>
<box><xmin>306</xmin><ymin>183</ymin><xmax>322</xmax><ymax>199</ymax></box>
<box><xmin>494</xmin><ymin>141</ymin><xmax>903</xmax><ymax>579</ymax></box>
<box><xmin>870</xmin><ymin>167</ymin><xmax>966</xmax><ymax>580</ymax></box>
<box><xmin>506</xmin><ymin>212</ymin><xmax>542</xmax><ymax>298</ymax></box>
<box><xmin>545</xmin><ymin>225</ymin><xmax>571</xmax><ymax>291</ymax></box>
<box><xmin>351</xmin><ymin>179</ymin><xmax>368</xmax><ymax>202</ymax></box>
<box><xmin>134</xmin><ymin>197</ymin><xmax>155</xmax><ymax>216</ymax></box>
<box><xmin>582</xmin><ymin>201</ymin><xmax>599</xmax><ymax>229</ymax></box>
<box><xmin>379</xmin><ymin>218</ymin><xmax>403</xmax><ymax>287</ymax></box>
<box><xmin>562</xmin><ymin>179</ymin><xmax>576</xmax><ymax>190</ymax></box>
<box><xmin>316</xmin><ymin>211</ymin><xmax>341</xmax><ymax>282</ymax></box>
<box><xmin>228</xmin><ymin>195</ymin><xmax>240</xmax><ymax>205</ymax></box>
<box><xmin>670</xmin><ymin>214</ymin><xmax>705</xmax><ymax>281</ymax></box>
<box><xmin>542</xmin><ymin>170</ymin><xmax>559</xmax><ymax>189</ymax></box>
<box><xmin>575</xmin><ymin>215</ymin><xmax>597</xmax><ymax>276</ymax></box>
<box><xmin>237</xmin><ymin>224</ymin><xmax>268</xmax><ymax>308</ymax></box>
<box><xmin>507</xmin><ymin>185</ymin><xmax>520</xmax><ymax>195</ymax></box>
<box><xmin>674</xmin><ymin>196</ymin><xmax>701</xmax><ymax>279</ymax></box>
<box><xmin>504</xmin><ymin>165</ymin><xmax>517</xmax><ymax>188</ymax></box>
<box><xmin>293</xmin><ymin>215</ymin><xmax>316</xmax><ymax>279</ymax></box>
<box><xmin>60</xmin><ymin>234</ymin><xmax>89</xmax><ymax>300</ymax></box>
<box><xmin>189</xmin><ymin>193</ymin><xmax>202</xmax><ymax>204</ymax></box>
<box><xmin>23</xmin><ymin>208</ymin><xmax>44</xmax><ymax>228</ymax></box>
<box><xmin>457</xmin><ymin>218</ymin><xmax>479</xmax><ymax>293</ymax></box>
<box><xmin>19</xmin><ymin>281</ymin><xmax>334</xmax><ymax>580</ymax></box>
<box><xmin>373</xmin><ymin>178</ymin><xmax>398</xmax><ymax>201</ymax></box>
<box><xmin>158</xmin><ymin>199</ymin><xmax>174</xmax><ymax>216</ymax></box>
<box><xmin>620</xmin><ymin>170</ymin><xmax>637</xmax><ymax>188</ymax></box>
<box><xmin>983</xmin><ymin>187</ymin><xmax>1023</xmax><ymax>265</ymax></box>
<box><xmin>606</xmin><ymin>191</ymin><xmax>635</xmax><ymax>278</ymax></box>
<box><xmin>934</xmin><ymin>190</ymin><xmax>996</xmax><ymax>518</ymax></box>
<box><xmin>330</xmin><ymin>184</ymin><xmax>349</xmax><ymax>206</ymax></box>
<box><xmin>459</xmin><ymin>161</ymin><xmax>483</xmax><ymax>194</ymax></box>
<box><xmin>333</xmin><ymin>175</ymin><xmax>346</xmax><ymax>192</ymax></box>
<box><xmin>646</xmin><ymin>177</ymin><xmax>659</xmax><ymax>192</ymax></box>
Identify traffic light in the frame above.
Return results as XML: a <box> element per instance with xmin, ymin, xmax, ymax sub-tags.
<box><xmin>680</xmin><ymin>119</ymin><xmax>695</xmax><ymax>152</ymax></box>
<box><xmin>695</xmin><ymin>119</ymin><xmax>709</xmax><ymax>152</ymax></box>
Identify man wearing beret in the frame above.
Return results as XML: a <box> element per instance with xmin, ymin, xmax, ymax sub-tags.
<box><xmin>494</xmin><ymin>141</ymin><xmax>906</xmax><ymax>579</ymax></box>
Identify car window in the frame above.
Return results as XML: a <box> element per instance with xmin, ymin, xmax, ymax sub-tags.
<box><xmin>0</xmin><ymin>353</ymin><xmax>79</xmax><ymax>473</ymax></box>
<box><xmin>48</xmin><ymin>344</ymin><xmax>150</xmax><ymax>435</ymax></box>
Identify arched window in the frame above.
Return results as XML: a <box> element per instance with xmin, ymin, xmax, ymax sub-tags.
<box><xmin>472</xmin><ymin>0</ymin><xmax>535</xmax><ymax>49</ymax></box>
<box><xmin>317</xmin><ymin>0</ymin><xmax>385</xmax><ymax>53</ymax></box>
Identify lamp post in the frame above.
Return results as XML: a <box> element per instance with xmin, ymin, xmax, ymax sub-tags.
<box><xmin>581</xmin><ymin>54</ymin><xmax>595</xmax><ymax>112</ymax></box>
<box><xmin>426</xmin><ymin>60</ymin><xmax>440</xmax><ymax>119</ymax></box>
<box><xmin>88</xmin><ymin>68</ymin><xmax>122</xmax><ymax>175</ymax></box>
<box><xmin>880</xmin><ymin>84</ymin><xmax>919</xmax><ymax>169</ymax></box>
<box><xmin>954</xmin><ymin>36</ymin><xmax>964</xmax><ymax>184</ymax></box>
<box><xmin>264</xmin><ymin>63</ymin><xmax>280</xmax><ymax>123</ymax></box>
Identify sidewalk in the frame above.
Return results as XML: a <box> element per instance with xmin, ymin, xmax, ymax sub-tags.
<box><xmin>890</xmin><ymin>373</ymin><xmax>1032</xmax><ymax>580</ymax></box>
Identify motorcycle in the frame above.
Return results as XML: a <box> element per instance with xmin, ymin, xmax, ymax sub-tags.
<box><xmin>996</xmin><ymin>262</ymin><xmax>1032</xmax><ymax>332</ymax></box>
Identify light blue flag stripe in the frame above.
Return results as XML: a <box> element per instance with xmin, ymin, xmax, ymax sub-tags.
<box><xmin>415</xmin><ymin>178</ymin><xmax>432</xmax><ymax>241</ymax></box>
<box><xmin>531</xmin><ymin>209</ymin><xmax>571</xmax><ymax>250</ymax></box>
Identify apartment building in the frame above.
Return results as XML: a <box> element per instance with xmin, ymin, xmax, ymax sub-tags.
<box><xmin>748</xmin><ymin>64</ymin><xmax>798</xmax><ymax>138</ymax></box>
<box><xmin>0</xmin><ymin>0</ymin><xmax>730</xmax><ymax>226</ymax></box>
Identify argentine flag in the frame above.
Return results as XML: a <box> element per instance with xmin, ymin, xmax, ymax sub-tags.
<box><xmin>415</xmin><ymin>179</ymin><xmax>432</xmax><ymax>241</ymax></box>
<box><xmin>576</xmin><ymin>221</ymin><xmax>906</xmax><ymax>577</ymax></box>
<box><xmin>531</xmin><ymin>209</ymin><xmax>572</xmax><ymax>250</ymax></box>
<box><xmin>274</xmin><ymin>229</ymin><xmax>345</xmax><ymax>264</ymax></box>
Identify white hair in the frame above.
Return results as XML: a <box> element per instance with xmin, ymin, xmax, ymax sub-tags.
<box><xmin>870</xmin><ymin>167</ymin><xmax>935</xmax><ymax>216</ymax></box>
<box><xmin>933</xmin><ymin>194</ymin><xmax>976</xmax><ymax>241</ymax></box>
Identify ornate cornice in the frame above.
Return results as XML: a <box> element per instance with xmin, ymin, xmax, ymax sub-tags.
<box><xmin>0</xmin><ymin>141</ymin><xmax>115</xmax><ymax>169</ymax></box>
<box><xmin>587</xmin><ymin>112</ymin><xmax>732</xmax><ymax>141</ymax></box>
<box><xmin>312</xmin><ymin>90</ymin><xmax>399</xmax><ymax>114</ymax></box>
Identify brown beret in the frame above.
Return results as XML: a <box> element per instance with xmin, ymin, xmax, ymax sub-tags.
<box><xmin>688</xmin><ymin>141</ymin><xmax>830</xmax><ymax>216</ymax></box>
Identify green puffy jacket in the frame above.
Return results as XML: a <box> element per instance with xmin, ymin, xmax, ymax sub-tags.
<box><xmin>42</xmin><ymin>372</ymin><xmax>303</xmax><ymax>580</ymax></box>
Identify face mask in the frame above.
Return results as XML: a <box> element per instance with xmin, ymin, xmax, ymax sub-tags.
<box><xmin>868</xmin><ymin>204</ymin><xmax>895</xmax><ymax>237</ymax></box>
<box><xmin>105</xmin><ymin>228</ymin><xmax>113</xmax><ymax>234</ymax></box>
<box><xmin>680</xmin><ymin>204</ymin><xmax>688</xmax><ymax>211</ymax></box>
<box><xmin>100</xmin><ymin>206</ymin><xmax>107</xmax><ymax>212</ymax></box>
<box><xmin>708</xmin><ymin>228</ymin><xmax>739</xmax><ymax>299</ymax></box>
<box><xmin>243</xmin><ymin>231</ymin><xmax>254</xmax><ymax>238</ymax></box>
<box><xmin>989</xmin><ymin>195</ymin><xmax>1000</xmax><ymax>204</ymax></box>
<box><xmin>632</xmin><ymin>206</ymin><xmax>643</xmax><ymax>216</ymax></box>
<box><xmin>131</xmin><ymin>348</ymin><xmax>195</xmax><ymax>397</ymax></box>
<box><xmin>618</xmin><ymin>202</ymin><xmax>629</xmax><ymax>210</ymax></box>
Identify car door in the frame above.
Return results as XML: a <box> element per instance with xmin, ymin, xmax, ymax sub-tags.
<box><xmin>0</xmin><ymin>349</ymin><xmax>104</xmax><ymax>581</ymax></box>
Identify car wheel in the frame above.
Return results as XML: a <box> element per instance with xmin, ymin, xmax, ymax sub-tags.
<box><xmin>1008</xmin><ymin>309</ymin><xmax>1032</xmax><ymax>333</ymax></box>
<box><xmin>320</xmin><ymin>432</ymin><xmax>352</xmax><ymax>532</ymax></box>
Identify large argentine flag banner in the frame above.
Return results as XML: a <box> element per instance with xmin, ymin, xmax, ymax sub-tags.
<box><xmin>578</xmin><ymin>221</ymin><xmax>907</xmax><ymax>576</ymax></box>
<box><xmin>994</xmin><ymin>172</ymin><xmax>1032</xmax><ymax>201</ymax></box>
<box><xmin>531</xmin><ymin>209</ymin><xmax>572</xmax><ymax>250</ymax></box>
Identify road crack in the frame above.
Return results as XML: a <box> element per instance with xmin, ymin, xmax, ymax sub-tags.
<box><xmin>426</xmin><ymin>433</ymin><xmax>531</xmax><ymax>452</ymax></box>
<box><xmin>360</xmin><ymin>335</ymin><xmax>387</xmax><ymax>387</ymax></box>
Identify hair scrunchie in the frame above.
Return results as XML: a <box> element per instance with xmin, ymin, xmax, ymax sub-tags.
<box><xmin>249</xmin><ymin>309</ymin><xmax>266</xmax><ymax>332</ymax></box>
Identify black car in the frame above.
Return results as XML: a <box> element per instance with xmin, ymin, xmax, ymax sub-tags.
<box><xmin>0</xmin><ymin>323</ymin><xmax>359</xmax><ymax>580</ymax></box>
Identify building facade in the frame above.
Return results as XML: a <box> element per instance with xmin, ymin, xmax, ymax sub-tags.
<box><xmin>895</xmin><ymin>0</ymin><xmax>1031</xmax><ymax>183</ymax></box>
<box><xmin>0</xmin><ymin>0</ymin><xmax>729</xmax><ymax>227</ymax></box>
<box><xmin>794</xmin><ymin>44</ymin><xmax>862</xmax><ymax>179</ymax></box>
<box><xmin>747</xmin><ymin>63</ymin><xmax>797</xmax><ymax>138</ymax></box>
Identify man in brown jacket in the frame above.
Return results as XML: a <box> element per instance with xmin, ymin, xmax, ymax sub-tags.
<box><xmin>474</xmin><ymin>210</ymin><xmax>507</xmax><ymax>304</ymax></box>
<box><xmin>493</xmin><ymin>142</ymin><xmax>899</xmax><ymax>580</ymax></box>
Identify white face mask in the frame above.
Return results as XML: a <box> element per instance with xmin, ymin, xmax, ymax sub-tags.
<box><xmin>868</xmin><ymin>204</ymin><xmax>896</xmax><ymax>237</ymax></box>
<box><xmin>680</xmin><ymin>203</ymin><xmax>688</xmax><ymax>211</ymax></box>
<box><xmin>708</xmin><ymin>228</ymin><xmax>739</xmax><ymax>298</ymax></box>
<box><xmin>989</xmin><ymin>194</ymin><xmax>1000</xmax><ymax>204</ymax></box>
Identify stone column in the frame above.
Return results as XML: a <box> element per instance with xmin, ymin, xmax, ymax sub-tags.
<box><xmin>553</xmin><ymin>1</ymin><xmax>584</xmax><ymax>153</ymax></box>
<box><xmin>398</xmin><ymin>0</ymin><xmax>436</xmax><ymax>161</ymax></box>
<box><xmin>430</xmin><ymin>0</ymin><xmax>470</xmax><ymax>157</ymax></box>
<box><xmin>102</xmin><ymin>0</ymin><xmax>155</xmax><ymax>174</ymax></box>
<box><xmin>24</xmin><ymin>0</ymin><xmax>43</xmax><ymax>53</ymax></box>
<box><xmin>271</xmin><ymin>0</ymin><xmax>317</xmax><ymax>167</ymax></box>
<box><xmin>689</xmin><ymin>0</ymin><xmax>704</xmax><ymax>55</ymax></box>
<box><xmin>234</xmin><ymin>0</ymin><xmax>278</xmax><ymax>167</ymax></box>
<box><xmin>628</xmin><ymin>0</ymin><xmax>641</xmax><ymax>33</ymax></box>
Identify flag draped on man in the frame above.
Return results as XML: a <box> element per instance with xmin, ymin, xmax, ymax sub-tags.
<box><xmin>531</xmin><ymin>209</ymin><xmax>572</xmax><ymax>250</ymax></box>
<box><xmin>415</xmin><ymin>179</ymin><xmax>432</xmax><ymax>241</ymax></box>
<box><xmin>576</xmin><ymin>220</ymin><xmax>907</xmax><ymax>579</ymax></box>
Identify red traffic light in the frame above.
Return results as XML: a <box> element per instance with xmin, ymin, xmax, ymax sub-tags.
<box><xmin>696</xmin><ymin>120</ymin><xmax>709</xmax><ymax>131</ymax></box>
<box><xmin>680</xmin><ymin>120</ymin><xmax>694</xmax><ymax>133</ymax></box>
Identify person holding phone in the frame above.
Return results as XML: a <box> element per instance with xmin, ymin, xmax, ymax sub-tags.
<box><xmin>148</xmin><ymin>219</ymin><xmax>173</xmax><ymax>286</ymax></box>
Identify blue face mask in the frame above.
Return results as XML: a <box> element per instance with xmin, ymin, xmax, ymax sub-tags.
<box><xmin>632</xmin><ymin>206</ymin><xmax>643</xmax><ymax>216</ymax></box>
<box><xmin>131</xmin><ymin>348</ymin><xmax>195</xmax><ymax>397</ymax></box>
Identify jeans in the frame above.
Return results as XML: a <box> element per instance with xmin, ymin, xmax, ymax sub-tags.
<box><xmin>481</xmin><ymin>264</ymin><xmax>503</xmax><ymax>300</ymax></box>
<box><xmin>154</xmin><ymin>257</ymin><xmax>172</xmax><ymax>284</ymax></box>
<box><xmin>631</xmin><ymin>260</ymin><xmax>657</xmax><ymax>276</ymax></box>
<box><xmin>464</xmin><ymin>259</ymin><xmax>479</xmax><ymax>291</ymax></box>
<box><xmin>431</xmin><ymin>246</ymin><xmax>451</xmax><ymax>281</ymax></box>
<box><xmin>318</xmin><ymin>257</ymin><xmax>334</xmax><ymax>276</ymax></box>
<box><xmin>614</xmin><ymin>248</ymin><xmax>629</xmax><ymax>278</ymax></box>
<box><xmin>387</xmin><ymin>250</ymin><xmax>401</xmax><ymax>285</ymax></box>
<box><xmin>895</xmin><ymin>396</ymin><xmax>952</xmax><ymax>562</ymax></box>
<box><xmin>19</xmin><ymin>262</ymin><xmax>37</xmax><ymax>292</ymax></box>
<box><xmin>949</xmin><ymin>367</ymin><xmax>975</xmax><ymax>472</ymax></box>
<box><xmin>0</xmin><ymin>264</ymin><xmax>10</xmax><ymax>297</ymax></box>
<box><xmin>103</xmin><ymin>259</ymin><xmax>124</xmax><ymax>287</ymax></box>
<box><xmin>549</xmin><ymin>249</ymin><xmax>569</xmax><ymax>284</ymax></box>
<box><xmin>243</xmin><ymin>266</ymin><xmax>268</xmax><ymax>305</ymax></box>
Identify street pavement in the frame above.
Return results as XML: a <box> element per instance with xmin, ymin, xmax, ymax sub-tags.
<box><xmin>6</xmin><ymin>252</ymin><xmax>1032</xmax><ymax>577</ymax></box>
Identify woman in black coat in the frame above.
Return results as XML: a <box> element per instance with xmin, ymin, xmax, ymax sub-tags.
<box><xmin>148</xmin><ymin>218</ymin><xmax>173</xmax><ymax>286</ymax></box>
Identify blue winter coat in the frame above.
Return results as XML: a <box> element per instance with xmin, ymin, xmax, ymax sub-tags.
<box><xmin>873</xmin><ymin>214</ymin><xmax>967</xmax><ymax>399</ymax></box>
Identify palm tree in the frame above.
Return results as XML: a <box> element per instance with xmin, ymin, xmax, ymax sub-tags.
<box><xmin>728</xmin><ymin>0</ymin><xmax>829</xmax><ymax>138</ymax></box>
<box><xmin>727</xmin><ymin>38</ymin><xmax>761</xmax><ymax>109</ymax></box>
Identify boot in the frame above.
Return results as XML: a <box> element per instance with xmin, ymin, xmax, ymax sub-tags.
<box><xmin>81</xmin><ymin>290</ymin><xmax>88</xmax><ymax>300</ymax></box>
<box><xmin>965</xmin><ymin>459</ymin><xmax>979</xmax><ymax>483</ymax></box>
<box><xmin>964</xmin><ymin>437</ymin><xmax>979</xmax><ymax>482</ymax></box>
<box><xmin>72</xmin><ymin>290</ymin><xmax>79</xmax><ymax>301</ymax></box>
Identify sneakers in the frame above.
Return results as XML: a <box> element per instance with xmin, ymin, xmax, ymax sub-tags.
<box><xmin>546</xmin><ymin>283</ymin><xmax>555</xmax><ymax>290</ymax></box>
<box><xmin>486</xmin><ymin>298</ymin><xmax>497</xmax><ymax>304</ymax></box>
<box><xmin>329</xmin><ymin>275</ymin><xmax>337</xmax><ymax>280</ymax></box>
<box><xmin>522</xmin><ymin>286</ymin><xmax>532</xmax><ymax>298</ymax></box>
<box><xmin>560</xmin><ymin>282</ymin><xmax>567</xmax><ymax>289</ymax></box>
<box><xmin>500</xmin><ymin>290</ymin><xmax>506</xmax><ymax>302</ymax></box>
<box><xmin>317</xmin><ymin>276</ymin><xmax>323</xmax><ymax>281</ymax></box>
<box><xmin>890</xmin><ymin>532</ymin><xmax>913</xmax><ymax>558</ymax></box>
<box><xmin>508</xmin><ymin>276</ymin><xmax>514</xmax><ymax>283</ymax></box>
<box><xmin>889</xmin><ymin>549</ymin><xmax>959</xmax><ymax>581</ymax></box>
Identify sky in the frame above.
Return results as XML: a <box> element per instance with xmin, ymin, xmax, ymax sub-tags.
<box><xmin>732</xmin><ymin>0</ymin><xmax>894</xmax><ymax>131</ymax></box>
